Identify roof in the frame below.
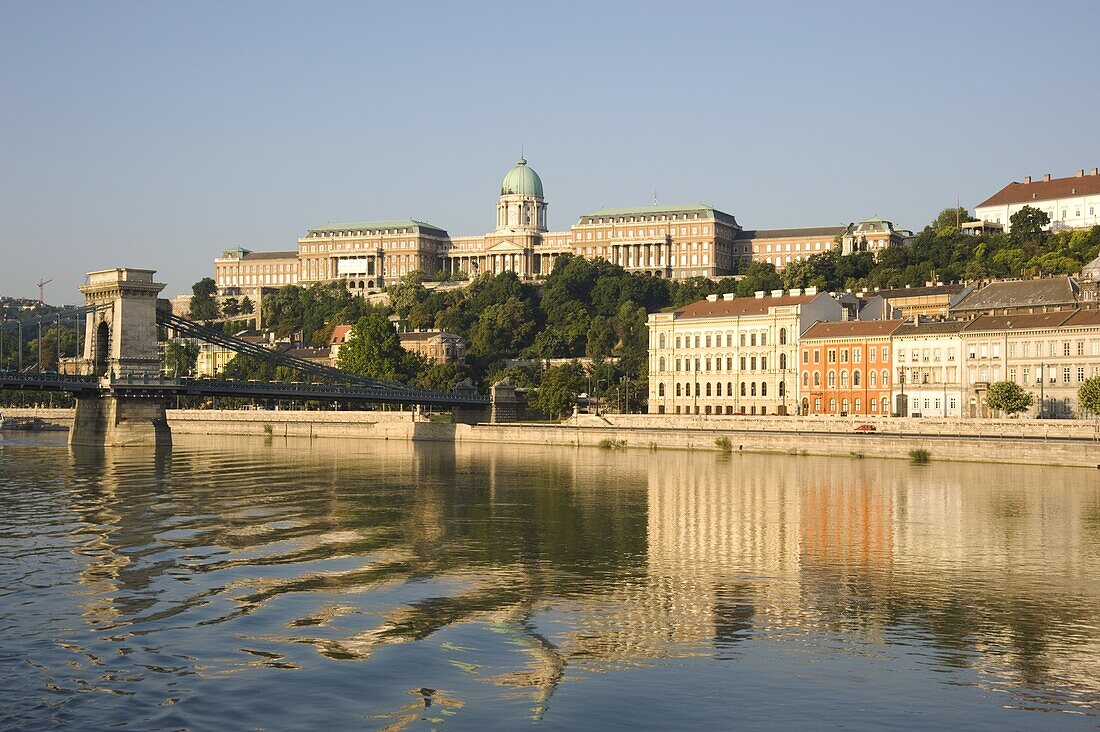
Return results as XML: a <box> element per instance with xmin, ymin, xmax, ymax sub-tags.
<box><xmin>976</xmin><ymin>172</ymin><xmax>1100</xmax><ymax>208</ymax></box>
<box><xmin>892</xmin><ymin>320</ymin><xmax>967</xmax><ymax>336</ymax></box>
<box><xmin>801</xmin><ymin>319</ymin><xmax>905</xmax><ymax>340</ymax></box>
<box><xmin>962</xmin><ymin>312</ymin><xmax>1073</xmax><ymax>332</ymax></box>
<box><xmin>735</xmin><ymin>226</ymin><xmax>843</xmax><ymax>240</ymax></box>
<box><xmin>951</xmin><ymin>277</ymin><xmax>1079</xmax><ymax>312</ymax></box>
<box><xmin>1081</xmin><ymin>254</ymin><xmax>1100</xmax><ymax>280</ymax></box>
<box><xmin>330</xmin><ymin>325</ymin><xmax>353</xmax><ymax>344</ymax></box>
<box><xmin>399</xmin><ymin>331</ymin><xmax>462</xmax><ymax>342</ymax></box>
<box><xmin>306</xmin><ymin>219</ymin><xmax>449</xmax><ymax>237</ymax></box>
<box><xmin>1062</xmin><ymin>309</ymin><xmax>1100</xmax><ymax>327</ymax></box>
<box><xmin>674</xmin><ymin>293</ymin><xmax>824</xmax><ymax>319</ymax></box>
<box><xmin>500</xmin><ymin>157</ymin><xmax>544</xmax><ymax>198</ymax></box>
<box><xmin>872</xmin><ymin>284</ymin><xmax>967</xmax><ymax>299</ymax></box>
<box><xmin>577</xmin><ymin>204</ymin><xmax>739</xmax><ymax>228</ymax></box>
<box><xmin>241</xmin><ymin>250</ymin><xmax>298</xmax><ymax>261</ymax></box>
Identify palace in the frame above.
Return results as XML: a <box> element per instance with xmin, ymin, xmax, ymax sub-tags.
<box><xmin>214</xmin><ymin>157</ymin><xmax>900</xmax><ymax>298</ymax></box>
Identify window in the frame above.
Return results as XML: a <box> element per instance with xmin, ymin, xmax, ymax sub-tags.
<box><xmin>882</xmin><ymin>347</ymin><xmax>888</xmax><ymax>361</ymax></box>
<box><xmin>659</xmin><ymin>357</ymin><xmax>666</xmax><ymax>372</ymax></box>
<box><xmin>779</xmin><ymin>328</ymin><xmax>787</xmax><ymax>345</ymax></box>
<box><xmin>761</xmin><ymin>333</ymin><xmax>767</xmax><ymax>346</ymax></box>
<box><xmin>779</xmin><ymin>353</ymin><xmax>787</xmax><ymax>370</ymax></box>
<box><xmin>828</xmin><ymin>371</ymin><xmax>836</xmax><ymax>387</ymax></box>
<box><xmin>840</xmin><ymin>371</ymin><xmax>848</xmax><ymax>387</ymax></box>
<box><xmin>751</xmin><ymin>334</ymin><xmax>757</xmax><ymax>346</ymax></box>
<box><xmin>706</xmin><ymin>383</ymin><xmax>712</xmax><ymax>396</ymax></box>
<box><xmin>828</xmin><ymin>349</ymin><xmax>836</xmax><ymax>363</ymax></box>
<box><xmin>854</xmin><ymin>349</ymin><xmax>862</xmax><ymax>363</ymax></box>
<box><xmin>761</xmin><ymin>382</ymin><xmax>767</xmax><ymax>397</ymax></box>
<box><xmin>841</xmin><ymin>349</ymin><xmax>849</xmax><ymax>363</ymax></box>
<box><xmin>854</xmin><ymin>398</ymin><xmax>861</xmax><ymax>412</ymax></box>
<box><xmin>803</xmin><ymin>373</ymin><xmax>809</xmax><ymax>387</ymax></box>
<box><xmin>659</xmin><ymin>383</ymin><xmax>665</xmax><ymax>396</ymax></box>
<box><xmin>750</xmin><ymin>382</ymin><xmax>757</xmax><ymax>396</ymax></box>
<box><xmin>740</xmin><ymin>382</ymin><xmax>746</xmax><ymax>396</ymax></box>
<box><xmin>1079</xmin><ymin>367</ymin><xmax>1086</xmax><ymax>382</ymax></box>
<box><xmin>1064</xmin><ymin>341</ymin><xmax>1071</xmax><ymax>356</ymax></box>
<box><xmin>676</xmin><ymin>383</ymin><xmax>682</xmax><ymax>397</ymax></box>
<box><xmin>814</xmin><ymin>372</ymin><xmax>821</xmax><ymax>386</ymax></box>
<box><xmin>676</xmin><ymin>336</ymin><xmax>682</xmax><ymax>349</ymax></box>
<box><xmin>1063</xmin><ymin>367</ymin><xmax>1071</xmax><ymax>383</ymax></box>
<box><xmin>870</xmin><ymin>371</ymin><xmax>877</xmax><ymax>386</ymax></box>
<box><xmin>716</xmin><ymin>382</ymin><xmax>722</xmax><ymax>397</ymax></box>
<box><xmin>853</xmin><ymin>370</ymin><xmax>861</xmax><ymax>386</ymax></box>
<box><xmin>814</xmin><ymin>350</ymin><xmax>821</xmax><ymax>364</ymax></box>
<box><xmin>803</xmin><ymin>350</ymin><xmax>809</xmax><ymax>364</ymax></box>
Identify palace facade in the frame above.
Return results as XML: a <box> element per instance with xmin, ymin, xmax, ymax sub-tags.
<box><xmin>214</xmin><ymin>157</ymin><xmax>900</xmax><ymax>297</ymax></box>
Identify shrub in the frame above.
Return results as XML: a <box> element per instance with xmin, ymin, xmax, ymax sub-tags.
<box><xmin>909</xmin><ymin>448</ymin><xmax>931</xmax><ymax>463</ymax></box>
<box><xmin>715</xmin><ymin>436</ymin><xmax>732</xmax><ymax>452</ymax></box>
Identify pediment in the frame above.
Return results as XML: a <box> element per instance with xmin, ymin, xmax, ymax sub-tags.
<box><xmin>485</xmin><ymin>239</ymin><xmax>526</xmax><ymax>253</ymax></box>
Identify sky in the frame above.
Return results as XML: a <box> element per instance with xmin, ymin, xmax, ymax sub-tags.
<box><xmin>1</xmin><ymin>0</ymin><xmax>1098</xmax><ymax>302</ymax></box>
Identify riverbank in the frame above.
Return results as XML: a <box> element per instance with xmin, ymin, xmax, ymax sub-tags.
<box><xmin>5</xmin><ymin>407</ymin><xmax>1098</xmax><ymax>468</ymax></box>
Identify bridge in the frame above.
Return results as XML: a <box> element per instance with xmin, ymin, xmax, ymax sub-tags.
<box><xmin>0</xmin><ymin>268</ymin><xmax>489</xmax><ymax>446</ymax></box>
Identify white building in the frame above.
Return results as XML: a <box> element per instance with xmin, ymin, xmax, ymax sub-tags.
<box><xmin>891</xmin><ymin>320</ymin><xmax>965</xmax><ymax>418</ymax></box>
<box><xmin>975</xmin><ymin>168</ymin><xmax>1100</xmax><ymax>231</ymax></box>
<box><xmin>647</xmin><ymin>288</ymin><xmax>845</xmax><ymax>416</ymax></box>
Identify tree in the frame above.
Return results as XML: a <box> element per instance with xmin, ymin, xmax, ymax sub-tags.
<box><xmin>413</xmin><ymin>362</ymin><xmax>470</xmax><ymax>392</ymax></box>
<box><xmin>163</xmin><ymin>339</ymin><xmax>200</xmax><ymax>377</ymax></box>
<box><xmin>531</xmin><ymin>361</ymin><xmax>586</xmax><ymax>420</ymax></box>
<box><xmin>240</xmin><ymin>296</ymin><xmax>254</xmax><ymax>314</ymax></box>
<box><xmin>1009</xmin><ymin>205</ymin><xmax>1050</xmax><ymax>246</ymax></box>
<box><xmin>930</xmin><ymin>206</ymin><xmax>974</xmax><ymax>235</ymax></box>
<box><xmin>190</xmin><ymin>277</ymin><xmax>219</xmax><ymax>320</ymax></box>
<box><xmin>221</xmin><ymin>298</ymin><xmax>241</xmax><ymax>317</ymax></box>
<box><xmin>985</xmin><ymin>380</ymin><xmax>1034</xmax><ymax>416</ymax></box>
<box><xmin>468</xmin><ymin>296</ymin><xmax>536</xmax><ymax>360</ymax></box>
<box><xmin>337</xmin><ymin>312</ymin><xmax>421</xmax><ymax>382</ymax></box>
<box><xmin>1078</xmin><ymin>376</ymin><xmax>1100</xmax><ymax>417</ymax></box>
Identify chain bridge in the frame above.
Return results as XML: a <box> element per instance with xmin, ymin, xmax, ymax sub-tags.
<box><xmin>0</xmin><ymin>268</ymin><xmax>489</xmax><ymax>446</ymax></box>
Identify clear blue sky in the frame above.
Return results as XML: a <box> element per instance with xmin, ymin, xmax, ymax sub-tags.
<box><xmin>2</xmin><ymin>0</ymin><xmax>1098</xmax><ymax>302</ymax></box>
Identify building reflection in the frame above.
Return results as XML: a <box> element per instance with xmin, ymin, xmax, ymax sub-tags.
<box><xmin>59</xmin><ymin>434</ymin><xmax>1100</xmax><ymax>719</ymax></box>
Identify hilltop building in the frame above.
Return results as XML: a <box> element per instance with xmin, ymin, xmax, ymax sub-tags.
<box><xmin>975</xmin><ymin>168</ymin><xmax>1100</xmax><ymax>231</ymax></box>
<box><xmin>214</xmin><ymin>157</ymin><xmax>901</xmax><ymax>296</ymax></box>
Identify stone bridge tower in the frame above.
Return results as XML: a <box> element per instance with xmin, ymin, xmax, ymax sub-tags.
<box><xmin>70</xmin><ymin>268</ymin><xmax>171</xmax><ymax>447</ymax></box>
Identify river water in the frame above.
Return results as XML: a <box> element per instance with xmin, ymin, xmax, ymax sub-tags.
<box><xmin>0</xmin><ymin>433</ymin><xmax>1098</xmax><ymax>730</ymax></box>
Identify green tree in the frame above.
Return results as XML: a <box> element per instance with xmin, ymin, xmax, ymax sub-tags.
<box><xmin>413</xmin><ymin>362</ymin><xmax>471</xmax><ymax>392</ymax></box>
<box><xmin>985</xmin><ymin>380</ymin><xmax>1034</xmax><ymax>416</ymax></box>
<box><xmin>239</xmin><ymin>296</ymin><xmax>254</xmax><ymax>314</ymax></box>
<box><xmin>531</xmin><ymin>361</ymin><xmax>586</xmax><ymax>420</ymax></box>
<box><xmin>585</xmin><ymin>315</ymin><xmax>617</xmax><ymax>359</ymax></box>
<box><xmin>1078</xmin><ymin>376</ymin><xmax>1100</xmax><ymax>417</ymax></box>
<box><xmin>163</xmin><ymin>339</ymin><xmax>200</xmax><ymax>377</ymax></box>
<box><xmin>1009</xmin><ymin>205</ymin><xmax>1050</xmax><ymax>246</ymax></box>
<box><xmin>468</xmin><ymin>296</ymin><xmax>537</xmax><ymax>360</ymax></box>
<box><xmin>221</xmin><ymin>298</ymin><xmax>240</xmax><ymax>317</ymax></box>
<box><xmin>930</xmin><ymin>206</ymin><xmax>974</xmax><ymax>235</ymax></box>
<box><xmin>337</xmin><ymin>312</ymin><xmax>421</xmax><ymax>381</ymax></box>
<box><xmin>190</xmin><ymin>277</ymin><xmax>219</xmax><ymax>320</ymax></box>
<box><xmin>734</xmin><ymin>261</ymin><xmax>782</xmax><ymax>297</ymax></box>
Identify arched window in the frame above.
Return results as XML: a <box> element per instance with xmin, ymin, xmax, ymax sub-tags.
<box><xmin>803</xmin><ymin>372</ymin><xmax>809</xmax><ymax>387</ymax></box>
<box><xmin>842</xmin><ymin>398</ymin><xmax>849</xmax><ymax>413</ymax></box>
<box><xmin>761</xmin><ymin>382</ymin><xmax>768</xmax><ymax>397</ymax></box>
<box><xmin>853</xmin><ymin>370</ymin><xmax>861</xmax><ymax>386</ymax></box>
<box><xmin>716</xmin><ymin>382</ymin><xmax>723</xmax><ymax>397</ymax></box>
<box><xmin>829</xmin><ymin>398</ymin><xmax>837</xmax><ymax>411</ymax></box>
<box><xmin>882</xmin><ymin>369</ymin><xmax>889</xmax><ymax>386</ymax></box>
<box><xmin>882</xmin><ymin>396</ymin><xmax>889</xmax><ymax>412</ymax></box>
<box><xmin>779</xmin><ymin>353</ymin><xmax>787</xmax><ymax>370</ymax></box>
<box><xmin>676</xmin><ymin>383</ymin><xmax>682</xmax><ymax>397</ymax></box>
<box><xmin>840</xmin><ymin>371</ymin><xmax>849</xmax><ymax>387</ymax></box>
<box><xmin>778</xmin><ymin>381</ymin><xmax>785</xmax><ymax>397</ymax></box>
<box><xmin>814</xmin><ymin>372</ymin><xmax>821</xmax><ymax>386</ymax></box>
<box><xmin>685</xmin><ymin>383</ymin><xmax>691</xmax><ymax>397</ymax></box>
<box><xmin>727</xmin><ymin>381</ymin><xmax>733</xmax><ymax>396</ymax></box>
<box><xmin>659</xmin><ymin>357</ymin><xmax>666</xmax><ymax>372</ymax></box>
<box><xmin>659</xmin><ymin>333</ymin><xmax>666</xmax><ymax>349</ymax></box>
<box><xmin>870</xmin><ymin>371</ymin><xmax>877</xmax><ymax>387</ymax></box>
<box><xmin>706</xmin><ymin>382</ymin><xmax>712</xmax><ymax>396</ymax></box>
<box><xmin>828</xmin><ymin>371</ymin><xmax>836</xmax><ymax>387</ymax></box>
<box><xmin>741</xmin><ymin>382</ymin><xmax>746</xmax><ymax>396</ymax></box>
<box><xmin>751</xmin><ymin>382</ymin><xmax>757</xmax><ymax>396</ymax></box>
<box><xmin>659</xmin><ymin>383</ymin><xmax>665</xmax><ymax>396</ymax></box>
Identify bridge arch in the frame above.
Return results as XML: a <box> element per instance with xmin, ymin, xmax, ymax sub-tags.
<box><xmin>94</xmin><ymin>320</ymin><xmax>110</xmax><ymax>377</ymax></box>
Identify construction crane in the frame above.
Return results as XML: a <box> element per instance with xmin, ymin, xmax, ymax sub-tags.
<box><xmin>36</xmin><ymin>278</ymin><xmax>53</xmax><ymax>304</ymax></box>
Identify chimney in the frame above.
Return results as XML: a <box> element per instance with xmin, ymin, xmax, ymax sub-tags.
<box><xmin>706</xmin><ymin>294</ymin><xmax>718</xmax><ymax>302</ymax></box>
<box><xmin>789</xmin><ymin>288</ymin><xmax>801</xmax><ymax>297</ymax></box>
<box><xmin>754</xmin><ymin>290</ymin><xmax>766</xmax><ymax>299</ymax></box>
<box><xmin>1024</xmin><ymin>176</ymin><xmax>1032</xmax><ymax>184</ymax></box>
<box><xmin>804</xmin><ymin>286</ymin><xmax>818</xmax><ymax>296</ymax></box>
<box><xmin>770</xmin><ymin>289</ymin><xmax>784</xmax><ymax>298</ymax></box>
<box><xmin>1043</xmin><ymin>173</ymin><xmax>1051</xmax><ymax>182</ymax></box>
<box><xmin>722</xmin><ymin>293</ymin><xmax>735</xmax><ymax>301</ymax></box>
<box><xmin>1077</xmin><ymin>169</ymin><xmax>1085</xmax><ymax>177</ymax></box>
<box><xmin>1092</xmin><ymin>168</ymin><xmax>1099</xmax><ymax>176</ymax></box>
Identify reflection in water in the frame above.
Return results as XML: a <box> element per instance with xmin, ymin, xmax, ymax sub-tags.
<box><xmin>0</xmin><ymin>433</ymin><xmax>1097</xmax><ymax>729</ymax></box>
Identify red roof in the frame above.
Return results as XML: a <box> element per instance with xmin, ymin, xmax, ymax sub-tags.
<box><xmin>675</xmin><ymin>293</ymin><xmax>822</xmax><ymax>319</ymax></box>
<box><xmin>962</xmin><ymin>312</ymin><xmax>1073</xmax><ymax>332</ymax></box>
<box><xmin>802</xmin><ymin>319</ymin><xmax>905</xmax><ymax>340</ymax></box>
<box><xmin>330</xmin><ymin>325</ymin><xmax>353</xmax><ymax>344</ymax></box>
<box><xmin>1061</xmin><ymin>309</ymin><xmax>1100</xmax><ymax>327</ymax></box>
<box><xmin>977</xmin><ymin>172</ymin><xmax>1100</xmax><ymax>208</ymax></box>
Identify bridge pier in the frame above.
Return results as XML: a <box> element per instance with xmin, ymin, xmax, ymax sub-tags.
<box><xmin>70</xmin><ymin>394</ymin><xmax>171</xmax><ymax>447</ymax></box>
<box><xmin>69</xmin><ymin>268</ymin><xmax>172</xmax><ymax>448</ymax></box>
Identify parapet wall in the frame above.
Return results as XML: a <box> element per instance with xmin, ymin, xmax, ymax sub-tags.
<box><xmin>4</xmin><ymin>408</ymin><xmax>1097</xmax><ymax>468</ymax></box>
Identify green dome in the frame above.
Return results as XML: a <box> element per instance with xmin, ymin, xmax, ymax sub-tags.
<box><xmin>500</xmin><ymin>157</ymin><xmax>544</xmax><ymax>198</ymax></box>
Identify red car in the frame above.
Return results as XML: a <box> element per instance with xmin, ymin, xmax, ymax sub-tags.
<box><xmin>853</xmin><ymin>424</ymin><xmax>877</xmax><ymax>433</ymax></box>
